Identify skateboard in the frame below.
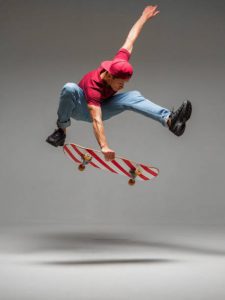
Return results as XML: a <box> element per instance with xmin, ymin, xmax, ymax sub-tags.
<box><xmin>63</xmin><ymin>143</ymin><xmax>159</xmax><ymax>186</ymax></box>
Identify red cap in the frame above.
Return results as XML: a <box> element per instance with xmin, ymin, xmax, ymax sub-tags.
<box><xmin>101</xmin><ymin>59</ymin><xmax>133</xmax><ymax>79</ymax></box>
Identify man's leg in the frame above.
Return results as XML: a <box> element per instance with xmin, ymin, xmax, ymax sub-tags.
<box><xmin>102</xmin><ymin>90</ymin><xmax>170</xmax><ymax>125</ymax></box>
<box><xmin>101</xmin><ymin>90</ymin><xmax>192</xmax><ymax>136</ymax></box>
<box><xmin>46</xmin><ymin>82</ymin><xmax>89</xmax><ymax>147</ymax></box>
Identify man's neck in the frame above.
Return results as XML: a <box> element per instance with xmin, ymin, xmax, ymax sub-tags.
<box><xmin>100</xmin><ymin>71</ymin><xmax>111</xmax><ymax>87</ymax></box>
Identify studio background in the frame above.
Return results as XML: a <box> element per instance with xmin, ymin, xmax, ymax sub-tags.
<box><xmin>0</xmin><ymin>0</ymin><xmax>225</xmax><ymax>227</ymax></box>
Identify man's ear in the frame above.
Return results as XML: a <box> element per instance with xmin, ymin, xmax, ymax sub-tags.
<box><xmin>105</xmin><ymin>72</ymin><xmax>113</xmax><ymax>80</ymax></box>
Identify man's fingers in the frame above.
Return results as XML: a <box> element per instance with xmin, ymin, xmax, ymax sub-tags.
<box><xmin>149</xmin><ymin>5</ymin><xmax>158</xmax><ymax>11</ymax></box>
<box><xmin>109</xmin><ymin>152</ymin><xmax>115</xmax><ymax>161</ymax></box>
<box><xmin>104</xmin><ymin>151</ymin><xmax>115</xmax><ymax>161</ymax></box>
<box><xmin>152</xmin><ymin>5</ymin><xmax>159</xmax><ymax>14</ymax></box>
<box><xmin>105</xmin><ymin>155</ymin><xmax>110</xmax><ymax>161</ymax></box>
<box><xmin>143</xmin><ymin>5</ymin><xmax>160</xmax><ymax>19</ymax></box>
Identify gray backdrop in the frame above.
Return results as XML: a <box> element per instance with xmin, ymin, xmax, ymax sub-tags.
<box><xmin>0</xmin><ymin>0</ymin><xmax>225</xmax><ymax>227</ymax></box>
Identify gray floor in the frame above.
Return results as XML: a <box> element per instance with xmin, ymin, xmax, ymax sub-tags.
<box><xmin>1</xmin><ymin>224</ymin><xmax>225</xmax><ymax>300</ymax></box>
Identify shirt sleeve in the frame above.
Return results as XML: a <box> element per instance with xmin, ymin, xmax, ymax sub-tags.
<box><xmin>113</xmin><ymin>48</ymin><xmax>131</xmax><ymax>61</ymax></box>
<box><xmin>87</xmin><ymin>99</ymin><xmax>101</xmax><ymax>107</ymax></box>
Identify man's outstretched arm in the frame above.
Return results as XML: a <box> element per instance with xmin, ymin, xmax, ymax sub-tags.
<box><xmin>121</xmin><ymin>5</ymin><xmax>160</xmax><ymax>53</ymax></box>
<box><xmin>88</xmin><ymin>104</ymin><xmax>115</xmax><ymax>161</ymax></box>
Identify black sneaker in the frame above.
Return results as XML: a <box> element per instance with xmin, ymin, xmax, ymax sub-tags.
<box><xmin>169</xmin><ymin>100</ymin><xmax>192</xmax><ymax>136</ymax></box>
<box><xmin>170</xmin><ymin>120</ymin><xmax>186</xmax><ymax>136</ymax></box>
<box><xmin>170</xmin><ymin>100</ymin><xmax>192</xmax><ymax>125</ymax></box>
<box><xmin>46</xmin><ymin>128</ymin><xmax>66</xmax><ymax>147</ymax></box>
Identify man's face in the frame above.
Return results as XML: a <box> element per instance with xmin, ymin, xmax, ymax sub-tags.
<box><xmin>108</xmin><ymin>76</ymin><xmax>130</xmax><ymax>92</ymax></box>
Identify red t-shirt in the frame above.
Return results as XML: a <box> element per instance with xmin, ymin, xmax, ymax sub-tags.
<box><xmin>78</xmin><ymin>48</ymin><xmax>131</xmax><ymax>107</ymax></box>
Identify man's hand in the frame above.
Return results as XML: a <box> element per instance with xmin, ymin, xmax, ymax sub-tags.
<box><xmin>142</xmin><ymin>5</ymin><xmax>160</xmax><ymax>21</ymax></box>
<box><xmin>121</xmin><ymin>4</ymin><xmax>160</xmax><ymax>54</ymax></box>
<box><xmin>101</xmin><ymin>146</ymin><xmax>115</xmax><ymax>161</ymax></box>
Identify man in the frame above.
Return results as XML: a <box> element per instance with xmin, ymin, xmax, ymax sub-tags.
<box><xmin>46</xmin><ymin>5</ymin><xmax>192</xmax><ymax>161</ymax></box>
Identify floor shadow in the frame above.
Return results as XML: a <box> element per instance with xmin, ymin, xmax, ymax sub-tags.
<box><xmin>30</xmin><ymin>232</ymin><xmax>225</xmax><ymax>256</ymax></box>
<box><xmin>1</xmin><ymin>231</ymin><xmax>225</xmax><ymax>257</ymax></box>
<box><xmin>37</xmin><ymin>258</ymin><xmax>176</xmax><ymax>267</ymax></box>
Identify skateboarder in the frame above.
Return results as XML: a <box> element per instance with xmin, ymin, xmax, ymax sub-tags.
<box><xmin>46</xmin><ymin>5</ymin><xmax>192</xmax><ymax>161</ymax></box>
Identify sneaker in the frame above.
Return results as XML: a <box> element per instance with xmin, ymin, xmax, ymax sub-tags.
<box><xmin>171</xmin><ymin>100</ymin><xmax>192</xmax><ymax>124</ymax></box>
<box><xmin>46</xmin><ymin>128</ymin><xmax>66</xmax><ymax>147</ymax></box>
<box><xmin>170</xmin><ymin>120</ymin><xmax>186</xmax><ymax>136</ymax></box>
<box><xmin>169</xmin><ymin>100</ymin><xmax>192</xmax><ymax>136</ymax></box>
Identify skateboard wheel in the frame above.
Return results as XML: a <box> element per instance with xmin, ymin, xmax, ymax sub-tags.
<box><xmin>78</xmin><ymin>164</ymin><xmax>85</xmax><ymax>171</ymax></box>
<box><xmin>128</xmin><ymin>179</ymin><xmax>136</xmax><ymax>186</ymax></box>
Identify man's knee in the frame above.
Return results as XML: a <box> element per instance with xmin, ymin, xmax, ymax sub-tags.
<box><xmin>122</xmin><ymin>90</ymin><xmax>143</xmax><ymax>108</ymax></box>
<box><xmin>61</xmin><ymin>82</ymin><xmax>78</xmax><ymax>97</ymax></box>
<box><xmin>128</xmin><ymin>90</ymin><xmax>142</xmax><ymax>97</ymax></box>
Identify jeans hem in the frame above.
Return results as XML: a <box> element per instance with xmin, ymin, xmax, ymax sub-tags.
<box><xmin>57</xmin><ymin>119</ymin><xmax>71</xmax><ymax>129</ymax></box>
<box><xmin>163</xmin><ymin>112</ymin><xmax>171</xmax><ymax>128</ymax></box>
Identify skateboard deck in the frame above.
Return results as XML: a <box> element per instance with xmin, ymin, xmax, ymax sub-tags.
<box><xmin>63</xmin><ymin>143</ymin><xmax>159</xmax><ymax>185</ymax></box>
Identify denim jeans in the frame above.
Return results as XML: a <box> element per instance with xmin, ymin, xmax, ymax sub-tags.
<box><xmin>57</xmin><ymin>82</ymin><xmax>171</xmax><ymax>129</ymax></box>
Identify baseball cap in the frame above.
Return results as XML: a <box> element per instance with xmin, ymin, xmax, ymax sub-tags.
<box><xmin>101</xmin><ymin>59</ymin><xmax>133</xmax><ymax>79</ymax></box>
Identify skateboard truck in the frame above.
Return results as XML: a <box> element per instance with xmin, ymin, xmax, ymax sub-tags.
<box><xmin>78</xmin><ymin>153</ymin><xmax>92</xmax><ymax>171</ymax></box>
<box><xmin>128</xmin><ymin>166</ymin><xmax>142</xmax><ymax>186</ymax></box>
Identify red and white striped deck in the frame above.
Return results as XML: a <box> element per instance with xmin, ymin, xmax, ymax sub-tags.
<box><xmin>63</xmin><ymin>143</ymin><xmax>159</xmax><ymax>182</ymax></box>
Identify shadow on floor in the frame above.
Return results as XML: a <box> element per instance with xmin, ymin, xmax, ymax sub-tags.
<box><xmin>37</xmin><ymin>258</ymin><xmax>176</xmax><ymax>267</ymax></box>
<box><xmin>1</xmin><ymin>230</ymin><xmax>225</xmax><ymax>257</ymax></box>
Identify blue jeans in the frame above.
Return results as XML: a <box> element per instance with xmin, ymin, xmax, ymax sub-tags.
<box><xmin>57</xmin><ymin>82</ymin><xmax>171</xmax><ymax>129</ymax></box>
